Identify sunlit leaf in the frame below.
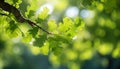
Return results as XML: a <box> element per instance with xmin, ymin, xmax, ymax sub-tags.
<box><xmin>40</xmin><ymin>41</ymin><xmax>49</xmax><ymax>55</ymax></box>
<box><xmin>48</xmin><ymin>20</ymin><xmax>57</xmax><ymax>31</ymax></box>
<box><xmin>58</xmin><ymin>17</ymin><xmax>73</xmax><ymax>33</ymax></box>
<box><xmin>38</xmin><ymin>7</ymin><xmax>49</xmax><ymax>20</ymax></box>
<box><xmin>22</xmin><ymin>34</ymin><xmax>32</xmax><ymax>43</ymax></box>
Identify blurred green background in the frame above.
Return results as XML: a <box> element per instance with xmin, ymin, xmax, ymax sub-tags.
<box><xmin>0</xmin><ymin>0</ymin><xmax>120</xmax><ymax>69</ymax></box>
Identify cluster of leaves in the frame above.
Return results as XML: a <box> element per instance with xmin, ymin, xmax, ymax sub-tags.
<box><xmin>22</xmin><ymin>16</ymin><xmax>84</xmax><ymax>55</ymax></box>
<box><xmin>5</xmin><ymin>0</ymin><xmax>22</xmax><ymax>8</ymax></box>
<box><xmin>0</xmin><ymin>0</ymin><xmax>85</xmax><ymax>56</ymax></box>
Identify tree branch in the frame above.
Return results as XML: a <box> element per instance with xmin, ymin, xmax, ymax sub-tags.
<box><xmin>0</xmin><ymin>1</ymin><xmax>51</xmax><ymax>34</ymax></box>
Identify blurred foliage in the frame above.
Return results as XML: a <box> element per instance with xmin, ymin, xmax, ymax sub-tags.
<box><xmin>0</xmin><ymin>0</ymin><xmax>120</xmax><ymax>69</ymax></box>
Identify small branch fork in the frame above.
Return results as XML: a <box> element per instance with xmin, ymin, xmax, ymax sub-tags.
<box><xmin>0</xmin><ymin>0</ymin><xmax>51</xmax><ymax>34</ymax></box>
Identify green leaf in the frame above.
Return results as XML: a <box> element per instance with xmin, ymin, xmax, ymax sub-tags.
<box><xmin>48</xmin><ymin>20</ymin><xmax>57</xmax><ymax>31</ymax></box>
<box><xmin>58</xmin><ymin>17</ymin><xmax>73</xmax><ymax>33</ymax></box>
<box><xmin>28</xmin><ymin>27</ymin><xmax>38</xmax><ymax>37</ymax></box>
<box><xmin>33</xmin><ymin>34</ymin><xmax>47</xmax><ymax>47</ymax></box>
<box><xmin>22</xmin><ymin>34</ymin><xmax>32</xmax><ymax>43</ymax></box>
<box><xmin>74</xmin><ymin>17</ymin><xmax>82</xmax><ymax>27</ymax></box>
<box><xmin>48</xmin><ymin>34</ymin><xmax>72</xmax><ymax>54</ymax></box>
<box><xmin>54</xmin><ymin>35</ymin><xmax>72</xmax><ymax>44</ymax></box>
<box><xmin>6</xmin><ymin>20</ymin><xmax>20</xmax><ymax>37</ymax></box>
<box><xmin>6</xmin><ymin>0</ymin><xmax>22</xmax><ymax>8</ymax></box>
<box><xmin>27</xmin><ymin>10</ymin><xmax>35</xmax><ymax>18</ymax></box>
<box><xmin>38</xmin><ymin>7</ymin><xmax>49</xmax><ymax>20</ymax></box>
<box><xmin>76</xmin><ymin>21</ymin><xmax>85</xmax><ymax>31</ymax></box>
<box><xmin>52</xmin><ymin>46</ymin><xmax>63</xmax><ymax>55</ymax></box>
<box><xmin>25</xmin><ymin>0</ymin><xmax>40</xmax><ymax>18</ymax></box>
<box><xmin>40</xmin><ymin>41</ymin><xmax>49</xmax><ymax>55</ymax></box>
<box><xmin>48</xmin><ymin>40</ymin><xmax>62</xmax><ymax>55</ymax></box>
<box><xmin>8</xmin><ymin>20</ymin><xmax>17</xmax><ymax>32</ymax></box>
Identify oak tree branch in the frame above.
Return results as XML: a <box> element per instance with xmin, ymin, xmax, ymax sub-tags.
<box><xmin>0</xmin><ymin>0</ymin><xmax>51</xmax><ymax>34</ymax></box>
